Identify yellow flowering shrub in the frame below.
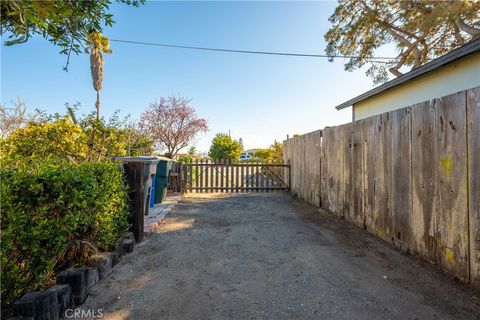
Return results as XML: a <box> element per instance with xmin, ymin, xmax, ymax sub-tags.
<box><xmin>1</xmin><ymin>118</ymin><xmax>88</xmax><ymax>162</ymax></box>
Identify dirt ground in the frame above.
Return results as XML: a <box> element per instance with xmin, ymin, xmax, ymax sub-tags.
<box><xmin>80</xmin><ymin>192</ymin><xmax>480</xmax><ymax>320</ymax></box>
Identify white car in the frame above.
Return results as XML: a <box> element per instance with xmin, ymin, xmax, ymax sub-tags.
<box><xmin>239</xmin><ymin>155</ymin><xmax>252</xmax><ymax>161</ymax></box>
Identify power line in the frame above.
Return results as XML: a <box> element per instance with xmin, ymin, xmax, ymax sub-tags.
<box><xmin>109</xmin><ymin>38</ymin><xmax>397</xmax><ymax>62</ymax></box>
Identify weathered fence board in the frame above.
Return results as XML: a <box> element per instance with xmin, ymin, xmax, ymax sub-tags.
<box><xmin>352</xmin><ymin>120</ymin><xmax>364</xmax><ymax>228</ymax></box>
<box><xmin>362</xmin><ymin>115</ymin><xmax>378</xmax><ymax>234</ymax></box>
<box><xmin>298</xmin><ymin>135</ymin><xmax>305</xmax><ymax>197</ymax></box>
<box><xmin>342</xmin><ymin>123</ymin><xmax>354</xmax><ymax>222</ymax></box>
<box><xmin>284</xmin><ymin>87</ymin><xmax>480</xmax><ymax>286</ymax></box>
<box><xmin>374</xmin><ymin>112</ymin><xmax>393</xmax><ymax>243</ymax></box>
<box><xmin>333</xmin><ymin>126</ymin><xmax>344</xmax><ymax>216</ymax></box>
<box><xmin>283</xmin><ymin>131</ymin><xmax>322</xmax><ymax>205</ymax></box>
<box><xmin>283</xmin><ymin>87</ymin><xmax>478</xmax><ymax>286</ymax></box>
<box><xmin>434</xmin><ymin>92</ymin><xmax>469</xmax><ymax>281</ymax></box>
<box><xmin>391</xmin><ymin>107</ymin><xmax>412</xmax><ymax>252</ymax></box>
<box><xmin>320</xmin><ymin>128</ymin><xmax>332</xmax><ymax>211</ymax></box>
<box><xmin>468</xmin><ymin>87</ymin><xmax>480</xmax><ymax>286</ymax></box>
<box><xmin>411</xmin><ymin>100</ymin><xmax>437</xmax><ymax>263</ymax></box>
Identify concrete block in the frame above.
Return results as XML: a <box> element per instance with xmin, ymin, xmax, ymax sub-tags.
<box><xmin>123</xmin><ymin>231</ymin><xmax>135</xmax><ymax>242</ymax></box>
<box><xmin>13</xmin><ymin>291</ymin><xmax>59</xmax><ymax>320</ymax></box>
<box><xmin>56</xmin><ymin>269</ymin><xmax>87</xmax><ymax>305</ymax></box>
<box><xmin>115</xmin><ymin>238</ymin><xmax>124</xmax><ymax>258</ymax></box>
<box><xmin>89</xmin><ymin>253</ymin><xmax>113</xmax><ymax>279</ymax></box>
<box><xmin>111</xmin><ymin>251</ymin><xmax>119</xmax><ymax>267</ymax></box>
<box><xmin>47</xmin><ymin>284</ymin><xmax>71</xmax><ymax>317</ymax></box>
<box><xmin>84</xmin><ymin>267</ymin><xmax>99</xmax><ymax>290</ymax></box>
<box><xmin>123</xmin><ymin>239</ymin><xmax>134</xmax><ymax>253</ymax></box>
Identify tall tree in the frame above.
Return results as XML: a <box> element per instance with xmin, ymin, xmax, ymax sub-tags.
<box><xmin>89</xmin><ymin>32</ymin><xmax>111</xmax><ymax>120</ymax></box>
<box><xmin>1</xmin><ymin>0</ymin><xmax>143</xmax><ymax>55</ymax></box>
<box><xmin>139</xmin><ymin>96</ymin><xmax>208</xmax><ymax>158</ymax></box>
<box><xmin>208</xmin><ymin>133</ymin><xmax>243</xmax><ymax>161</ymax></box>
<box><xmin>85</xmin><ymin>32</ymin><xmax>112</xmax><ymax>160</ymax></box>
<box><xmin>325</xmin><ymin>0</ymin><xmax>480</xmax><ymax>84</ymax></box>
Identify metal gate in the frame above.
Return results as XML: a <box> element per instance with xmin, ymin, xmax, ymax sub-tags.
<box><xmin>180</xmin><ymin>160</ymin><xmax>290</xmax><ymax>193</ymax></box>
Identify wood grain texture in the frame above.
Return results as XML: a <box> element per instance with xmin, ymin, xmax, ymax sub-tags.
<box><xmin>281</xmin><ymin>87</ymin><xmax>479</xmax><ymax>287</ymax></box>
<box><xmin>374</xmin><ymin>112</ymin><xmax>393</xmax><ymax>243</ymax></box>
<box><xmin>434</xmin><ymin>92</ymin><xmax>469</xmax><ymax>281</ymax></box>
<box><xmin>302</xmin><ymin>130</ymin><xmax>322</xmax><ymax>206</ymax></box>
<box><xmin>352</xmin><ymin>120</ymin><xmax>365</xmax><ymax>228</ymax></box>
<box><xmin>391</xmin><ymin>107</ymin><xmax>412</xmax><ymax>252</ymax></box>
<box><xmin>342</xmin><ymin>123</ymin><xmax>353</xmax><ymax>220</ymax></box>
<box><xmin>329</xmin><ymin>127</ymin><xmax>342</xmax><ymax>215</ymax></box>
<box><xmin>363</xmin><ymin>115</ymin><xmax>379</xmax><ymax>234</ymax></box>
<box><xmin>411</xmin><ymin>101</ymin><xmax>437</xmax><ymax>263</ymax></box>
<box><xmin>312</xmin><ymin>131</ymin><xmax>322</xmax><ymax>207</ymax></box>
<box><xmin>468</xmin><ymin>87</ymin><xmax>480</xmax><ymax>286</ymax></box>
<box><xmin>321</xmin><ymin>128</ymin><xmax>332</xmax><ymax>211</ymax></box>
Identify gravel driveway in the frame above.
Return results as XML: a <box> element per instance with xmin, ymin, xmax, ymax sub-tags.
<box><xmin>81</xmin><ymin>193</ymin><xmax>480</xmax><ymax>319</ymax></box>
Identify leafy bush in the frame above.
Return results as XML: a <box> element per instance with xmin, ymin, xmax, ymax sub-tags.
<box><xmin>0</xmin><ymin>112</ymin><xmax>154</xmax><ymax>163</ymax></box>
<box><xmin>177</xmin><ymin>156</ymin><xmax>193</xmax><ymax>164</ymax></box>
<box><xmin>0</xmin><ymin>160</ymin><xmax>129</xmax><ymax>306</ymax></box>
<box><xmin>208</xmin><ymin>133</ymin><xmax>242</xmax><ymax>161</ymax></box>
<box><xmin>78</xmin><ymin>112</ymin><xmax>128</xmax><ymax>160</ymax></box>
<box><xmin>0</xmin><ymin>118</ymin><xmax>88</xmax><ymax>161</ymax></box>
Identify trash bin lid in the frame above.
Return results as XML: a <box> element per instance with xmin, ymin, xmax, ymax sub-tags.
<box><xmin>156</xmin><ymin>156</ymin><xmax>172</xmax><ymax>162</ymax></box>
<box><xmin>114</xmin><ymin>156</ymin><xmax>159</xmax><ymax>163</ymax></box>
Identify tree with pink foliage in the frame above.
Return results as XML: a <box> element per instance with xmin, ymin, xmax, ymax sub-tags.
<box><xmin>139</xmin><ymin>96</ymin><xmax>208</xmax><ymax>158</ymax></box>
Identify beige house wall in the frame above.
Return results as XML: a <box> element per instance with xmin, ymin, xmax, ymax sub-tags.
<box><xmin>353</xmin><ymin>52</ymin><xmax>480</xmax><ymax>121</ymax></box>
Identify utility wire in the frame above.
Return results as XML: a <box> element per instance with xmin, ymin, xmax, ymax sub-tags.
<box><xmin>109</xmin><ymin>39</ymin><xmax>397</xmax><ymax>63</ymax></box>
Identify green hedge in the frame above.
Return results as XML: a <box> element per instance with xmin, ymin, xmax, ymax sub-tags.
<box><xmin>0</xmin><ymin>160</ymin><xmax>129</xmax><ymax>306</ymax></box>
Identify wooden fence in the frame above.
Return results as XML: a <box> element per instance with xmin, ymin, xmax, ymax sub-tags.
<box><xmin>283</xmin><ymin>87</ymin><xmax>480</xmax><ymax>287</ymax></box>
<box><xmin>180</xmin><ymin>160</ymin><xmax>290</xmax><ymax>193</ymax></box>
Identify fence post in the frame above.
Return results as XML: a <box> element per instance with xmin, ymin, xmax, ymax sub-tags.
<box><xmin>288</xmin><ymin>159</ymin><xmax>291</xmax><ymax>192</ymax></box>
<box><xmin>199</xmin><ymin>158</ymin><xmax>203</xmax><ymax>193</ymax></box>
<box><xmin>179</xmin><ymin>163</ymin><xmax>183</xmax><ymax>193</ymax></box>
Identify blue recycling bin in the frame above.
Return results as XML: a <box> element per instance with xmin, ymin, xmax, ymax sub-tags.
<box><xmin>149</xmin><ymin>175</ymin><xmax>156</xmax><ymax>208</ymax></box>
<box><xmin>154</xmin><ymin>157</ymin><xmax>173</xmax><ymax>204</ymax></box>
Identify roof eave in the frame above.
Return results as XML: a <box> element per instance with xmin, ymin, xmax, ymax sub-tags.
<box><xmin>334</xmin><ymin>38</ymin><xmax>480</xmax><ymax>111</ymax></box>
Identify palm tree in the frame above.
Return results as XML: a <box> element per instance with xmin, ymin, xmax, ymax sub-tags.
<box><xmin>88</xmin><ymin>32</ymin><xmax>111</xmax><ymax>160</ymax></box>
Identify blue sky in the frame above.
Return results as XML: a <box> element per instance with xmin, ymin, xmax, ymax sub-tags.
<box><xmin>1</xmin><ymin>1</ymin><xmax>394</xmax><ymax>153</ymax></box>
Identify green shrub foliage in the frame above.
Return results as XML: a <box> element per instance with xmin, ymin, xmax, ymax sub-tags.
<box><xmin>0</xmin><ymin>118</ymin><xmax>89</xmax><ymax>161</ymax></box>
<box><xmin>208</xmin><ymin>133</ymin><xmax>242</xmax><ymax>161</ymax></box>
<box><xmin>0</xmin><ymin>160</ymin><xmax>129</xmax><ymax>306</ymax></box>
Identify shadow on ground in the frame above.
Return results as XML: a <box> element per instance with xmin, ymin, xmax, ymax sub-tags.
<box><xmin>80</xmin><ymin>192</ymin><xmax>480</xmax><ymax>320</ymax></box>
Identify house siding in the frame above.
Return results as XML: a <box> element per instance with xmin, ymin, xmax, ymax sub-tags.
<box><xmin>353</xmin><ymin>52</ymin><xmax>480</xmax><ymax>121</ymax></box>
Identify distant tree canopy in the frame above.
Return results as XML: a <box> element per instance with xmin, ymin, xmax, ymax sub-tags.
<box><xmin>254</xmin><ymin>149</ymin><xmax>271</xmax><ymax>160</ymax></box>
<box><xmin>325</xmin><ymin>0</ymin><xmax>480</xmax><ymax>84</ymax></box>
<box><xmin>208</xmin><ymin>133</ymin><xmax>243</xmax><ymax>162</ymax></box>
<box><xmin>269</xmin><ymin>141</ymin><xmax>283</xmax><ymax>163</ymax></box>
<box><xmin>254</xmin><ymin>141</ymin><xmax>283</xmax><ymax>163</ymax></box>
<box><xmin>139</xmin><ymin>96</ymin><xmax>208</xmax><ymax>158</ymax></box>
<box><xmin>0</xmin><ymin>0</ymin><xmax>143</xmax><ymax>54</ymax></box>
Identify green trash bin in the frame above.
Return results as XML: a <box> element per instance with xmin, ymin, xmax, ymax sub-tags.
<box><xmin>154</xmin><ymin>157</ymin><xmax>173</xmax><ymax>204</ymax></box>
